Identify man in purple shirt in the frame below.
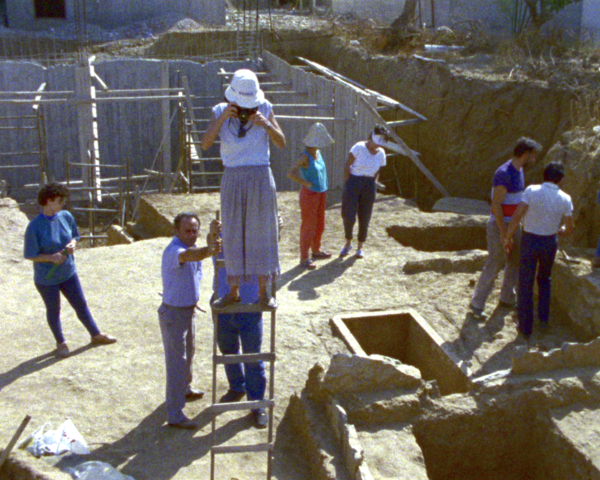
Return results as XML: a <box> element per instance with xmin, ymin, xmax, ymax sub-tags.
<box><xmin>159</xmin><ymin>212</ymin><xmax>220</xmax><ymax>429</ymax></box>
<box><xmin>469</xmin><ymin>138</ymin><xmax>541</xmax><ymax>321</ymax></box>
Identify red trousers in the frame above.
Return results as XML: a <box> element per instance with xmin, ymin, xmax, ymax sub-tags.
<box><xmin>299</xmin><ymin>187</ymin><xmax>327</xmax><ymax>260</ymax></box>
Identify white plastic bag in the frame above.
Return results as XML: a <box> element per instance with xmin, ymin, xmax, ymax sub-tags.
<box><xmin>67</xmin><ymin>461</ymin><xmax>135</xmax><ymax>480</ymax></box>
<box><xmin>20</xmin><ymin>419</ymin><xmax>90</xmax><ymax>457</ymax></box>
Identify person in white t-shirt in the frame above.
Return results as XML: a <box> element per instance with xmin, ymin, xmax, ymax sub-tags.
<box><xmin>339</xmin><ymin>125</ymin><xmax>389</xmax><ymax>259</ymax></box>
<box><xmin>504</xmin><ymin>161</ymin><xmax>574</xmax><ymax>340</ymax></box>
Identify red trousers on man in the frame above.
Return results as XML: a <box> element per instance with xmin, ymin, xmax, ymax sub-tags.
<box><xmin>299</xmin><ymin>187</ymin><xmax>327</xmax><ymax>260</ymax></box>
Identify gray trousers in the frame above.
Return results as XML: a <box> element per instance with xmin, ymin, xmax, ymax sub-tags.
<box><xmin>158</xmin><ymin>303</ymin><xmax>196</xmax><ymax>424</ymax></box>
<box><xmin>471</xmin><ymin>218</ymin><xmax>521</xmax><ymax>311</ymax></box>
<box><xmin>221</xmin><ymin>165</ymin><xmax>280</xmax><ymax>284</ymax></box>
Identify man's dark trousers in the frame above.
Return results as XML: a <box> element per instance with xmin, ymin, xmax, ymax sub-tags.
<box><xmin>517</xmin><ymin>231</ymin><xmax>558</xmax><ymax>336</ymax></box>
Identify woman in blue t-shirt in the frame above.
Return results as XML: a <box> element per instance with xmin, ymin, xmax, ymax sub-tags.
<box><xmin>24</xmin><ymin>183</ymin><xmax>116</xmax><ymax>358</ymax></box>
<box><xmin>287</xmin><ymin>123</ymin><xmax>335</xmax><ymax>270</ymax></box>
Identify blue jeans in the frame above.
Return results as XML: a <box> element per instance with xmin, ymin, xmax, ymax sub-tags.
<box><xmin>342</xmin><ymin>174</ymin><xmax>376</xmax><ymax>243</ymax></box>
<box><xmin>517</xmin><ymin>232</ymin><xmax>558</xmax><ymax>335</ymax></box>
<box><xmin>217</xmin><ymin>312</ymin><xmax>266</xmax><ymax>401</ymax></box>
<box><xmin>35</xmin><ymin>273</ymin><xmax>101</xmax><ymax>344</ymax></box>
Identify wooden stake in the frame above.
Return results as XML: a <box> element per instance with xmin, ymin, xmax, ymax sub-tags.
<box><xmin>0</xmin><ymin>415</ymin><xmax>32</xmax><ymax>472</ymax></box>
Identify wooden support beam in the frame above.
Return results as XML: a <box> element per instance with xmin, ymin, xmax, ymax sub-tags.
<box><xmin>297</xmin><ymin>56</ymin><xmax>427</xmax><ymax>122</ymax></box>
<box><xmin>160</xmin><ymin>62</ymin><xmax>172</xmax><ymax>184</ymax></box>
<box><xmin>360</xmin><ymin>97</ymin><xmax>449</xmax><ymax>197</ymax></box>
<box><xmin>32</xmin><ymin>82</ymin><xmax>46</xmax><ymax>111</ymax></box>
<box><xmin>182</xmin><ymin>75</ymin><xmax>206</xmax><ymax>188</ymax></box>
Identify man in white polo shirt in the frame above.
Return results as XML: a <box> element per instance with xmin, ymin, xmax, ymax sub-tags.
<box><xmin>504</xmin><ymin>162</ymin><xmax>574</xmax><ymax>340</ymax></box>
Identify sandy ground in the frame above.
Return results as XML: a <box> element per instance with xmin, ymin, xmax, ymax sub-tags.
<box><xmin>0</xmin><ymin>191</ymin><xmax>583</xmax><ymax>480</ymax></box>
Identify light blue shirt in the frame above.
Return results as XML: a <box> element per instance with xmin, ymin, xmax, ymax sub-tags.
<box><xmin>300</xmin><ymin>150</ymin><xmax>328</xmax><ymax>193</ymax></box>
<box><xmin>214</xmin><ymin>101</ymin><xmax>273</xmax><ymax>168</ymax></box>
<box><xmin>161</xmin><ymin>237</ymin><xmax>203</xmax><ymax>307</ymax></box>
<box><xmin>24</xmin><ymin>210</ymin><xmax>79</xmax><ymax>286</ymax></box>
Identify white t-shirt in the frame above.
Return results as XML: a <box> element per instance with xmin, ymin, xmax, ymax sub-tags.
<box><xmin>349</xmin><ymin>141</ymin><xmax>386</xmax><ymax>178</ymax></box>
<box><xmin>522</xmin><ymin>182</ymin><xmax>573</xmax><ymax>236</ymax></box>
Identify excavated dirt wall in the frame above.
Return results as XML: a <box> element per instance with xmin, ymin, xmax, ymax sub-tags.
<box><xmin>267</xmin><ymin>37</ymin><xmax>600</xmax><ymax>247</ymax></box>
<box><xmin>268</xmin><ymin>36</ymin><xmax>575</xmax><ymax>200</ymax></box>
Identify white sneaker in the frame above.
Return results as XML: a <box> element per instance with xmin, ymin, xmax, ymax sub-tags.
<box><xmin>356</xmin><ymin>249</ymin><xmax>364</xmax><ymax>258</ymax></box>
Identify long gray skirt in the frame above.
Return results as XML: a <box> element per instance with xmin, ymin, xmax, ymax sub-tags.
<box><xmin>221</xmin><ymin>165</ymin><xmax>280</xmax><ymax>284</ymax></box>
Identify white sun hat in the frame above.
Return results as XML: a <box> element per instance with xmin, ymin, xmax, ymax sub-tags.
<box><xmin>224</xmin><ymin>69</ymin><xmax>265</xmax><ymax>108</ymax></box>
<box><xmin>302</xmin><ymin>122</ymin><xmax>335</xmax><ymax>149</ymax></box>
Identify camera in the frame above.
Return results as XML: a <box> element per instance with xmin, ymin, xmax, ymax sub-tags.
<box><xmin>235</xmin><ymin>105</ymin><xmax>258</xmax><ymax>125</ymax></box>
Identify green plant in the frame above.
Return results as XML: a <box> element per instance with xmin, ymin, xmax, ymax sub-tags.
<box><xmin>497</xmin><ymin>0</ymin><xmax>583</xmax><ymax>34</ymax></box>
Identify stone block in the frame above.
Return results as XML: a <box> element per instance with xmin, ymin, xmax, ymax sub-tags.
<box><xmin>106</xmin><ymin>225</ymin><xmax>134</xmax><ymax>246</ymax></box>
<box><xmin>402</xmin><ymin>250</ymin><xmax>487</xmax><ymax>274</ymax></box>
<box><xmin>323</xmin><ymin>354</ymin><xmax>422</xmax><ymax>395</ymax></box>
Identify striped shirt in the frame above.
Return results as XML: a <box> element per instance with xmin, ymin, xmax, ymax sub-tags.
<box><xmin>491</xmin><ymin>160</ymin><xmax>524</xmax><ymax>222</ymax></box>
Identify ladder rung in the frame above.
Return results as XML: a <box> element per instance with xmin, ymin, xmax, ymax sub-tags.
<box><xmin>211</xmin><ymin>399</ymin><xmax>274</xmax><ymax>414</ymax></box>
<box><xmin>191</xmin><ymin>171</ymin><xmax>223</xmax><ymax>176</ymax></box>
<box><xmin>386</xmin><ymin>118</ymin><xmax>422</xmax><ymax>128</ymax></box>
<box><xmin>211</xmin><ymin>302</ymin><xmax>276</xmax><ymax>314</ymax></box>
<box><xmin>261</xmin><ymin>91</ymin><xmax>308</xmax><ymax>96</ymax></box>
<box><xmin>191</xmin><ymin>172</ymin><xmax>223</xmax><ymax>177</ymax></box>
<box><xmin>212</xmin><ymin>442</ymin><xmax>272</xmax><ymax>454</ymax></box>
<box><xmin>0</xmin><ymin>152</ymin><xmax>42</xmax><ymax>156</ymax></box>
<box><xmin>191</xmin><ymin>158</ymin><xmax>221</xmax><ymax>163</ymax></box>
<box><xmin>188</xmin><ymin>140</ymin><xmax>220</xmax><ymax>146</ymax></box>
<box><xmin>72</xmin><ymin>207</ymin><xmax>119</xmax><ymax>213</ymax></box>
<box><xmin>214</xmin><ymin>352</ymin><xmax>275</xmax><ymax>365</ymax></box>
<box><xmin>222</xmin><ymin>82</ymin><xmax>288</xmax><ymax>88</ymax></box>
<box><xmin>0</xmin><ymin>164</ymin><xmax>39</xmax><ymax>169</ymax></box>
<box><xmin>217</xmin><ymin>71</ymin><xmax>268</xmax><ymax>76</ymax></box>
<box><xmin>192</xmin><ymin>186</ymin><xmax>220</xmax><ymax>192</ymax></box>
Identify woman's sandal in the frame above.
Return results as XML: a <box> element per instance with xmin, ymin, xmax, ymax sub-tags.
<box><xmin>259</xmin><ymin>294</ymin><xmax>278</xmax><ymax>310</ymax></box>
<box><xmin>311</xmin><ymin>251</ymin><xmax>332</xmax><ymax>259</ymax></box>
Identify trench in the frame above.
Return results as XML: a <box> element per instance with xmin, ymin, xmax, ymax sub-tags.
<box><xmin>332</xmin><ymin>311</ymin><xmax>471</xmax><ymax>396</ymax></box>
<box><xmin>413</xmin><ymin>407</ymin><xmax>600</xmax><ymax>480</ymax></box>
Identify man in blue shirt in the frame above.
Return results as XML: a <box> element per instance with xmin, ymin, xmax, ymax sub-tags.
<box><xmin>469</xmin><ymin>137</ymin><xmax>541</xmax><ymax>321</ymax></box>
<box><xmin>159</xmin><ymin>212</ymin><xmax>220</xmax><ymax>429</ymax></box>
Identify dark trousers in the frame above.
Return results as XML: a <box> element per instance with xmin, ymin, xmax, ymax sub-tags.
<box><xmin>217</xmin><ymin>312</ymin><xmax>266</xmax><ymax>402</ymax></box>
<box><xmin>517</xmin><ymin>231</ymin><xmax>558</xmax><ymax>335</ymax></box>
<box><xmin>342</xmin><ymin>174</ymin><xmax>376</xmax><ymax>243</ymax></box>
<box><xmin>35</xmin><ymin>273</ymin><xmax>100</xmax><ymax>344</ymax></box>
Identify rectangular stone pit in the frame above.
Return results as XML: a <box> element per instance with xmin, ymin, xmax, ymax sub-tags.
<box><xmin>413</xmin><ymin>406</ymin><xmax>600</xmax><ymax>480</ymax></box>
<box><xmin>330</xmin><ymin>309</ymin><xmax>471</xmax><ymax>396</ymax></box>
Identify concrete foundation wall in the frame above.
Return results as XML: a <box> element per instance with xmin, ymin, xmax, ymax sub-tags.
<box><xmin>6</xmin><ymin>0</ymin><xmax>225</xmax><ymax>30</ymax></box>
<box><xmin>332</xmin><ymin>0</ymin><xmax>406</xmax><ymax>25</ymax></box>
<box><xmin>0</xmin><ymin>58</ymin><xmax>254</xmax><ymax>194</ymax></box>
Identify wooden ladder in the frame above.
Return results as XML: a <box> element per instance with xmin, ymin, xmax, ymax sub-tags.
<box><xmin>209</xmin><ymin>262</ymin><xmax>277</xmax><ymax>480</ymax></box>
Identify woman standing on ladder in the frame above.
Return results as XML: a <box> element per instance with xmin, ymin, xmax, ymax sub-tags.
<box><xmin>201</xmin><ymin>69</ymin><xmax>286</xmax><ymax>309</ymax></box>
